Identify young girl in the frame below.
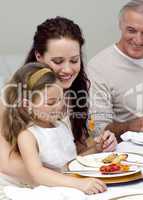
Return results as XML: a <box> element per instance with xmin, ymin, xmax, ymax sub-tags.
<box><xmin>2</xmin><ymin>62</ymin><xmax>107</xmax><ymax>195</ymax></box>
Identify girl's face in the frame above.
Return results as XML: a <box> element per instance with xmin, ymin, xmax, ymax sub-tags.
<box><xmin>36</xmin><ymin>38</ymin><xmax>81</xmax><ymax>89</ymax></box>
<box><xmin>32</xmin><ymin>83</ymin><xmax>64</xmax><ymax>126</ymax></box>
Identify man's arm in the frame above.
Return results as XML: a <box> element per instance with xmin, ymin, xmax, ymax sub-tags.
<box><xmin>105</xmin><ymin>117</ymin><xmax>143</xmax><ymax>139</ymax></box>
<box><xmin>88</xmin><ymin>74</ymin><xmax>143</xmax><ymax>140</ymax></box>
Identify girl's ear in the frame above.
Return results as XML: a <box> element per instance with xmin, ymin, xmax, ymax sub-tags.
<box><xmin>22</xmin><ymin>98</ymin><xmax>31</xmax><ymax>108</ymax></box>
<box><xmin>23</xmin><ymin>98</ymin><xmax>33</xmax><ymax>114</ymax></box>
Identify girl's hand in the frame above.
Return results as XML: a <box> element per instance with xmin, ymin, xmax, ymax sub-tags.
<box><xmin>74</xmin><ymin>177</ymin><xmax>107</xmax><ymax>195</ymax></box>
<box><xmin>102</xmin><ymin>131</ymin><xmax>117</xmax><ymax>152</ymax></box>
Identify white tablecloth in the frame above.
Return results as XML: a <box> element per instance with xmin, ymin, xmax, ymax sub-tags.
<box><xmin>2</xmin><ymin>142</ymin><xmax>143</xmax><ymax>200</ymax></box>
<box><xmin>117</xmin><ymin>141</ymin><xmax>143</xmax><ymax>154</ymax></box>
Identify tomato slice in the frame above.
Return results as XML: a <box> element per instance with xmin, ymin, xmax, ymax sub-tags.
<box><xmin>100</xmin><ymin>164</ymin><xmax>121</xmax><ymax>173</ymax></box>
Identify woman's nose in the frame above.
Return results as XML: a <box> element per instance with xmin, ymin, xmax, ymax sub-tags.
<box><xmin>61</xmin><ymin>63</ymin><xmax>72</xmax><ymax>73</ymax></box>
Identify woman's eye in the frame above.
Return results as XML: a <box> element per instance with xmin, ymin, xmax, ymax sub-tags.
<box><xmin>53</xmin><ymin>60</ymin><xmax>63</xmax><ymax>65</ymax></box>
<box><xmin>71</xmin><ymin>60</ymin><xmax>79</xmax><ymax>64</ymax></box>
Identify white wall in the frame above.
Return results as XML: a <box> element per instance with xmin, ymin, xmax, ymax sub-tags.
<box><xmin>0</xmin><ymin>0</ymin><xmax>129</xmax><ymax>74</ymax></box>
<box><xmin>0</xmin><ymin>0</ymin><xmax>130</xmax><ymax>60</ymax></box>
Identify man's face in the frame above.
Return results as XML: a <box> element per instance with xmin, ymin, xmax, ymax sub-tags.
<box><xmin>118</xmin><ymin>10</ymin><xmax>143</xmax><ymax>59</ymax></box>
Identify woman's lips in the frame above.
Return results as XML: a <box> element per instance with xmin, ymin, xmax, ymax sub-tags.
<box><xmin>59</xmin><ymin>75</ymin><xmax>73</xmax><ymax>81</ymax></box>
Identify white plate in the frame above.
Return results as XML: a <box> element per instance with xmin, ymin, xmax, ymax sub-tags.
<box><xmin>68</xmin><ymin>152</ymin><xmax>141</xmax><ymax>178</ymax></box>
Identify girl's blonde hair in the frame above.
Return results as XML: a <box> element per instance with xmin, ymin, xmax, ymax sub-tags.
<box><xmin>2</xmin><ymin>62</ymin><xmax>57</xmax><ymax>154</ymax></box>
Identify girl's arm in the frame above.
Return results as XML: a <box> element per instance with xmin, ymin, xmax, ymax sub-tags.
<box><xmin>18</xmin><ymin>130</ymin><xmax>107</xmax><ymax>193</ymax></box>
<box><xmin>0</xmin><ymin>134</ymin><xmax>34</xmax><ymax>184</ymax></box>
<box><xmin>17</xmin><ymin>130</ymin><xmax>80</xmax><ymax>187</ymax></box>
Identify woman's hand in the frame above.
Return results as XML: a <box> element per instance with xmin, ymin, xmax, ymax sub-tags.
<box><xmin>94</xmin><ymin>131</ymin><xmax>117</xmax><ymax>152</ymax></box>
<box><xmin>102</xmin><ymin>131</ymin><xmax>117</xmax><ymax>152</ymax></box>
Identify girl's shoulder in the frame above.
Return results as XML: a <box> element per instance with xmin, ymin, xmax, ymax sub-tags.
<box><xmin>18</xmin><ymin>129</ymin><xmax>37</xmax><ymax>143</ymax></box>
<box><xmin>17</xmin><ymin>129</ymin><xmax>38</xmax><ymax>153</ymax></box>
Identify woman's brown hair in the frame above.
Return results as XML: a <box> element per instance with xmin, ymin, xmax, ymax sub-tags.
<box><xmin>2</xmin><ymin>62</ymin><xmax>56</xmax><ymax>154</ymax></box>
<box><xmin>25</xmin><ymin>16</ymin><xmax>90</xmax><ymax>147</ymax></box>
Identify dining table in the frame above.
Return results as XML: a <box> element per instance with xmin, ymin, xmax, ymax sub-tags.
<box><xmin>88</xmin><ymin>141</ymin><xmax>143</xmax><ymax>200</ymax></box>
<box><xmin>1</xmin><ymin>141</ymin><xmax>143</xmax><ymax>200</ymax></box>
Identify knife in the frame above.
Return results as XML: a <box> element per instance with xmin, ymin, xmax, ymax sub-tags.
<box><xmin>63</xmin><ymin>170</ymin><xmax>99</xmax><ymax>174</ymax></box>
<box><xmin>123</xmin><ymin>160</ymin><xmax>143</xmax><ymax>166</ymax></box>
<box><xmin>63</xmin><ymin>169</ymin><xmax>135</xmax><ymax>174</ymax></box>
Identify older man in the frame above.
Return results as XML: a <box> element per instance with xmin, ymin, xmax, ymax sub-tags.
<box><xmin>88</xmin><ymin>0</ymin><xmax>143</xmax><ymax>138</ymax></box>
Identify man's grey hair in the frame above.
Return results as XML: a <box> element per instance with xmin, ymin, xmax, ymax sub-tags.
<box><xmin>119</xmin><ymin>0</ymin><xmax>143</xmax><ymax>20</ymax></box>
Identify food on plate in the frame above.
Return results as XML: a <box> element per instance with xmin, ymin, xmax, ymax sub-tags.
<box><xmin>102</xmin><ymin>153</ymin><xmax>128</xmax><ymax>164</ymax></box>
<box><xmin>112</xmin><ymin>154</ymin><xmax>128</xmax><ymax>164</ymax></box>
<box><xmin>74</xmin><ymin>153</ymin><xmax>138</xmax><ymax>176</ymax></box>
<box><xmin>102</xmin><ymin>153</ymin><xmax>118</xmax><ymax>163</ymax></box>
<box><xmin>100</xmin><ymin>163</ymin><xmax>130</xmax><ymax>174</ymax></box>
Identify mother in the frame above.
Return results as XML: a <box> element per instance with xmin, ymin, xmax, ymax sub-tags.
<box><xmin>0</xmin><ymin>16</ymin><xmax>117</xmax><ymax>184</ymax></box>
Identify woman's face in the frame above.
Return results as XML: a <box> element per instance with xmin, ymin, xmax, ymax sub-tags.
<box><xmin>36</xmin><ymin>38</ymin><xmax>81</xmax><ymax>89</ymax></box>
